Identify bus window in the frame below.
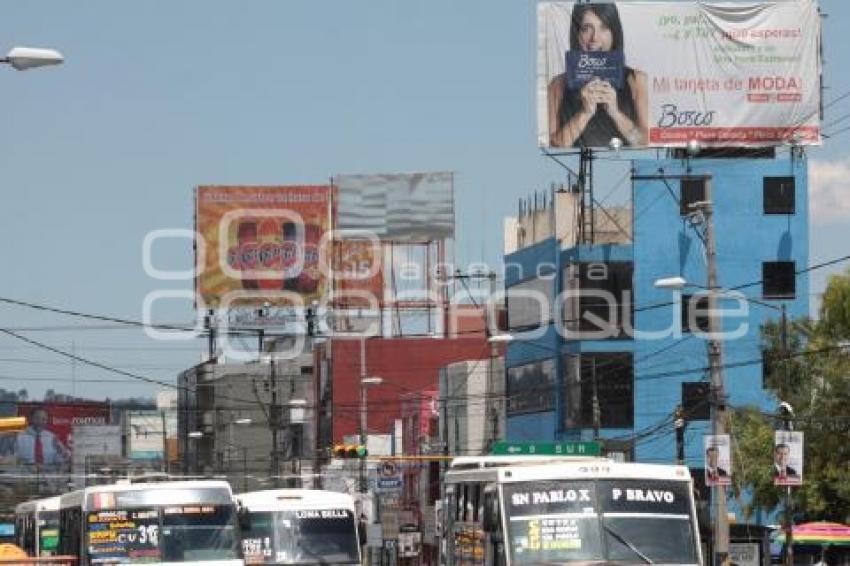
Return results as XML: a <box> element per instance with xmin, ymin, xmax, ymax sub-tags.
<box><xmin>161</xmin><ymin>505</ymin><xmax>240</xmax><ymax>562</ymax></box>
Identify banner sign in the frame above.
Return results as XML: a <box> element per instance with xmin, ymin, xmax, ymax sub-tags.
<box><xmin>774</xmin><ymin>430</ymin><xmax>803</xmax><ymax>486</ymax></box>
<box><xmin>538</xmin><ymin>1</ymin><xmax>821</xmax><ymax>148</ymax></box>
<box><xmin>195</xmin><ymin>186</ymin><xmax>331</xmax><ymax>308</ymax></box>
<box><xmin>704</xmin><ymin>434</ymin><xmax>732</xmax><ymax>487</ymax></box>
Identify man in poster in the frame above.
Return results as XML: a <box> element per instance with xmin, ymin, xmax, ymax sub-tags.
<box><xmin>773</xmin><ymin>431</ymin><xmax>803</xmax><ymax>486</ymax></box>
<box><xmin>704</xmin><ymin>435</ymin><xmax>731</xmax><ymax>487</ymax></box>
<box><xmin>14</xmin><ymin>406</ymin><xmax>70</xmax><ymax>466</ymax></box>
<box><xmin>705</xmin><ymin>446</ymin><xmax>729</xmax><ymax>483</ymax></box>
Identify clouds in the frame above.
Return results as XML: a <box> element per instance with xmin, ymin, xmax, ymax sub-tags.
<box><xmin>810</xmin><ymin>158</ymin><xmax>850</xmax><ymax>224</ymax></box>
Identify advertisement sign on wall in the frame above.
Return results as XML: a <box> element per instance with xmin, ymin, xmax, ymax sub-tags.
<box><xmin>0</xmin><ymin>403</ymin><xmax>112</xmax><ymax>467</ymax></box>
<box><xmin>195</xmin><ymin>186</ymin><xmax>332</xmax><ymax>308</ymax></box>
<box><xmin>538</xmin><ymin>1</ymin><xmax>821</xmax><ymax>148</ymax></box>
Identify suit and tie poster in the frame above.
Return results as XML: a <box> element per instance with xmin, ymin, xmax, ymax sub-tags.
<box><xmin>774</xmin><ymin>431</ymin><xmax>804</xmax><ymax>487</ymax></box>
<box><xmin>704</xmin><ymin>434</ymin><xmax>731</xmax><ymax>487</ymax></box>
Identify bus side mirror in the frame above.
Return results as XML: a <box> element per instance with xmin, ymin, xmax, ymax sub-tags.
<box><xmin>483</xmin><ymin>491</ymin><xmax>500</xmax><ymax>533</ymax></box>
<box><xmin>237</xmin><ymin>506</ymin><xmax>251</xmax><ymax>531</ymax></box>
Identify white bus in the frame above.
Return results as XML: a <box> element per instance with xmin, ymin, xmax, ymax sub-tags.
<box><xmin>58</xmin><ymin>479</ymin><xmax>243</xmax><ymax>565</ymax></box>
<box><xmin>15</xmin><ymin>495</ymin><xmax>60</xmax><ymax>557</ymax></box>
<box><xmin>235</xmin><ymin>489</ymin><xmax>362</xmax><ymax>566</ymax></box>
<box><xmin>442</xmin><ymin>456</ymin><xmax>703</xmax><ymax>566</ymax></box>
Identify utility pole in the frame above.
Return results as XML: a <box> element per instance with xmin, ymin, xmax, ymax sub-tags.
<box><xmin>205</xmin><ymin>309</ymin><xmax>216</xmax><ymax>360</ymax></box>
<box><xmin>693</xmin><ymin>181</ymin><xmax>729</xmax><ymax>566</ymax></box>
<box><xmin>270</xmin><ymin>356</ymin><xmax>279</xmax><ymax>487</ymax></box>
<box><xmin>675</xmin><ymin>406</ymin><xmax>685</xmax><ymax>465</ymax></box>
<box><xmin>161</xmin><ymin>410</ymin><xmax>168</xmax><ymax>474</ymax></box>
<box><xmin>780</xmin><ymin>402</ymin><xmax>794</xmax><ymax>566</ymax></box>
<box><xmin>359</xmin><ymin>337</ymin><xmax>367</xmax><ymax>493</ymax></box>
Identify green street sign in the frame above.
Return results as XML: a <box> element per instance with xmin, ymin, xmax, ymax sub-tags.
<box><xmin>490</xmin><ymin>441</ymin><xmax>601</xmax><ymax>457</ymax></box>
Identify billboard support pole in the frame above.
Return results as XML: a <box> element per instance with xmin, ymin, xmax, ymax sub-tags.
<box><xmin>161</xmin><ymin>410</ymin><xmax>168</xmax><ymax>474</ymax></box>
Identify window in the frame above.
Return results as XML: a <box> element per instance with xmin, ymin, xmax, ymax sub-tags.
<box><xmin>507</xmin><ymin>359</ymin><xmax>556</xmax><ymax>415</ymax></box>
<box><xmin>506</xmin><ymin>275</ymin><xmax>555</xmax><ymax>331</ymax></box>
<box><xmin>680</xmin><ymin>179</ymin><xmax>706</xmax><ymax>216</ymax></box>
<box><xmin>681</xmin><ymin>382</ymin><xmax>710</xmax><ymax>421</ymax></box>
<box><xmin>563</xmin><ymin>262</ymin><xmax>633</xmax><ymax>339</ymax></box>
<box><xmin>682</xmin><ymin>294</ymin><xmax>710</xmax><ymax>333</ymax></box>
<box><xmin>764</xmin><ymin>176</ymin><xmax>795</xmax><ymax>214</ymax></box>
<box><xmin>763</xmin><ymin>261</ymin><xmax>796</xmax><ymax>299</ymax></box>
<box><xmin>564</xmin><ymin>353</ymin><xmax>633</xmax><ymax>429</ymax></box>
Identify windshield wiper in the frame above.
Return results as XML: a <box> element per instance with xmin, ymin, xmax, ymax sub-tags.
<box><xmin>602</xmin><ymin>525</ymin><xmax>654</xmax><ymax>565</ymax></box>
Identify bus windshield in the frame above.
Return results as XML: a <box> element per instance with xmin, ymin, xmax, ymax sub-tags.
<box><xmin>86</xmin><ymin>505</ymin><xmax>239</xmax><ymax>564</ymax></box>
<box><xmin>503</xmin><ymin>479</ymin><xmax>698</xmax><ymax>566</ymax></box>
<box><xmin>242</xmin><ymin>509</ymin><xmax>360</xmax><ymax>565</ymax></box>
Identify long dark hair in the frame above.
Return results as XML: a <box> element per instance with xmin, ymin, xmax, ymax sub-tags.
<box><xmin>558</xmin><ymin>3</ymin><xmax>636</xmax><ymax>146</ymax></box>
<box><xmin>569</xmin><ymin>3</ymin><xmax>625</xmax><ymax>52</ymax></box>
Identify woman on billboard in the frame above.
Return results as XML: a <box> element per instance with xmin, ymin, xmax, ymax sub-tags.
<box><xmin>547</xmin><ymin>3</ymin><xmax>648</xmax><ymax>148</ymax></box>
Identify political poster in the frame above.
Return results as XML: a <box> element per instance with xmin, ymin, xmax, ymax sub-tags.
<box><xmin>773</xmin><ymin>430</ymin><xmax>803</xmax><ymax>486</ymax></box>
<box><xmin>538</xmin><ymin>1</ymin><xmax>821</xmax><ymax>148</ymax></box>
<box><xmin>704</xmin><ymin>434</ymin><xmax>732</xmax><ymax>487</ymax></box>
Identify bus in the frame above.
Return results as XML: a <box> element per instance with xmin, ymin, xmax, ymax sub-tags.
<box><xmin>58</xmin><ymin>479</ymin><xmax>243</xmax><ymax>565</ymax></box>
<box><xmin>235</xmin><ymin>489</ymin><xmax>362</xmax><ymax>566</ymax></box>
<box><xmin>441</xmin><ymin>456</ymin><xmax>703</xmax><ymax>566</ymax></box>
<box><xmin>15</xmin><ymin>496</ymin><xmax>60</xmax><ymax>557</ymax></box>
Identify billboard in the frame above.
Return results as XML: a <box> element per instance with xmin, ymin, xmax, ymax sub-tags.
<box><xmin>195</xmin><ymin>186</ymin><xmax>332</xmax><ymax>307</ymax></box>
<box><xmin>335</xmin><ymin>173</ymin><xmax>455</xmax><ymax>241</ymax></box>
<box><xmin>538</xmin><ymin>1</ymin><xmax>821</xmax><ymax>148</ymax></box>
<box><xmin>128</xmin><ymin>411</ymin><xmax>177</xmax><ymax>460</ymax></box>
<box><xmin>71</xmin><ymin>425</ymin><xmax>122</xmax><ymax>487</ymax></box>
<box><xmin>3</xmin><ymin>402</ymin><xmax>112</xmax><ymax>467</ymax></box>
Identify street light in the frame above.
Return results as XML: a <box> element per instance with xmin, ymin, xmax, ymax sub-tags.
<box><xmin>653</xmin><ymin>276</ymin><xmax>789</xmax><ymax>355</ymax></box>
<box><xmin>486</xmin><ymin>333</ymin><xmax>515</xmax><ymax>344</ymax></box>
<box><xmin>1</xmin><ymin>47</ymin><xmax>64</xmax><ymax>71</ymax></box>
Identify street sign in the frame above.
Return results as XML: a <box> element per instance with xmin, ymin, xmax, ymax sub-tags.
<box><xmin>376</xmin><ymin>459</ymin><xmax>403</xmax><ymax>492</ymax></box>
<box><xmin>490</xmin><ymin>441</ymin><xmax>601</xmax><ymax>456</ymax></box>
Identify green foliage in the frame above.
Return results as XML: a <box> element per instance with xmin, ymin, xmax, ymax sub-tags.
<box><xmin>731</xmin><ymin>268</ymin><xmax>850</xmax><ymax>523</ymax></box>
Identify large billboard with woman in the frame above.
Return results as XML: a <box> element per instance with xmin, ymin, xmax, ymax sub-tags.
<box><xmin>538</xmin><ymin>1</ymin><xmax>821</xmax><ymax>149</ymax></box>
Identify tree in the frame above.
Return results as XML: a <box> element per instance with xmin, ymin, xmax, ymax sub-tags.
<box><xmin>731</xmin><ymin>268</ymin><xmax>850</xmax><ymax>522</ymax></box>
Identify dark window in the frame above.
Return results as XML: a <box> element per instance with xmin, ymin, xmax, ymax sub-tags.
<box><xmin>564</xmin><ymin>262</ymin><xmax>633</xmax><ymax>339</ymax></box>
<box><xmin>763</xmin><ymin>261</ymin><xmax>796</xmax><ymax>299</ymax></box>
<box><xmin>564</xmin><ymin>353</ymin><xmax>633</xmax><ymax>429</ymax></box>
<box><xmin>507</xmin><ymin>359</ymin><xmax>556</xmax><ymax>415</ymax></box>
<box><xmin>681</xmin><ymin>382</ymin><xmax>710</xmax><ymax>421</ymax></box>
<box><xmin>764</xmin><ymin>177</ymin><xmax>795</xmax><ymax>214</ymax></box>
<box><xmin>682</xmin><ymin>294</ymin><xmax>710</xmax><ymax>333</ymax></box>
<box><xmin>680</xmin><ymin>179</ymin><xmax>706</xmax><ymax>215</ymax></box>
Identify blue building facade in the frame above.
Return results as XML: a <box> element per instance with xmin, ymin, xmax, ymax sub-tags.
<box><xmin>504</xmin><ymin>155</ymin><xmax>808</xmax><ymax>516</ymax></box>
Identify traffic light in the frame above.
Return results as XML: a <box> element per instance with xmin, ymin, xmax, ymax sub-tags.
<box><xmin>332</xmin><ymin>444</ymin><xmax>368</xmax><ymax>458</ymax></box>
<box><xmin>0</xmin><ymin>417</ymin><xmax>26</xmax><ymax>433</ymax></box>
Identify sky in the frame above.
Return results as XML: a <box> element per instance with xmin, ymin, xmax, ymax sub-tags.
<box><xmin>0</xmin><ymin>0</ymin><xmax>848</xmax><ymax>401</ymax></box>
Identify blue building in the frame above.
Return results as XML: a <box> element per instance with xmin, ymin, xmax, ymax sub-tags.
<box><xmin>503</xmin><ymin>153</ymin><xmax>808</xmax><ymax>514</ymax></box>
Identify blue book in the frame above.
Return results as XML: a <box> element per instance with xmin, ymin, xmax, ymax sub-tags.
<box><xmin>566</xmin><ymin>50</ymin><xmax>625</xmax><ymax>90</ymax></box>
